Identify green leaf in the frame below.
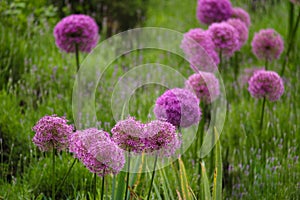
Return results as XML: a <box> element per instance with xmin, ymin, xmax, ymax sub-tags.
<box><xmin>200</xmin><ymin>162</ymin><xmax>211</xmax><ymax>200</ymax></box>
<box><xmin>178</xmin><ymin>158</ymin><xmax>192</xmax><ymax>200</ymax></box>
<box><xmin>212</xmin><ymin>128</ymin><xmax>222</xmax><ymax>200</ymax></box>
<box><xmin>114</xmin><ymin>172</ymin><xmax>126</xmax><ymax>200</ymax></box>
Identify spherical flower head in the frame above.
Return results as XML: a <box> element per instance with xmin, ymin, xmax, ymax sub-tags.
<box><xmin>154</xmin><ymin>88</ymin><xmax>201</xmax><ymax>128</ymax></box>
<box><xmin>54</xmin><ymin>14</ymin><xmax>99</xmax><ymax>53</ymax></box>
<box><xmin>251</xmin><ymin>29</ymin><xmax>284</xmax><ymax>61</ymax></box>
<box><xmin>290</xmin><ymin>0</ymin><xmax>300</xmax><ymax>5</ymax></box>
<box><xmin>208</xmin><ymin>22</ymin><xmax>239</xmax><ymax>56</ymax></box>
<box><xmin>111</xmin><ymin>117</ymin><xmax>146</xmax><ymax>153</ymax></box>
<box><xmin>248</xmin><ymin>70</ymin><xmax>284</xmax><ymax>101</ymax></box>
<box><xmin>231</xmin><ymin>7</ymin><xmax>251</xmax><ymax>27</ymax></box>
<box><xmin>143</xmin><ymin>120</ymin><xmax>181</xmax><ymax>157</ymax></box>
<box><xmin>185</xmin><ymin>72</ymin><xmax>220</xmax><ymax>104</ymax></box>
<box><xmin>197</xmin><ymin>0</ymin><xmax>233</xmax><ymax>25</ymax></box>
<box><xmin>68</xmin><ymin>128</ymin><xmax>125</xmax><ymax>176</ymax></box>
<box><xmin>181</xmin><ymin>28</ymin><xmax>219</xmax><ymax>71</ymax></box>
<box><xmin>238</xmin><ymin>67</ymin><xmax>265</xmax><ymax>87</ymax></box>
<box><xmin>32</xmin><ymin>115</ymin><xmax>73</xmax><ymax>152</ymax></box>
<box><xmin>226</xmin><ymin>19</ymin><xmax>249</xmax><ymax>50</ymax></box>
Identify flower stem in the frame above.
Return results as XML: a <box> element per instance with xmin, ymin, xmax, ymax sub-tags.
<box><xmin>101</xmin><ymin>170</ymin><xmax>105</xmax><ymax>200</ymax></box>
<box><xmin>93</xmin><ymin>173</ymin><xmax>97</xmax><ymax>200</ymax></box>
<box><xmin>52</xmin><ymin>147</ymin><xmax>55</xmax><ymax>200</ymax></box>
<box><xmin>219</xmin><ymin>50</ymin><xmax>223</xmax><ymax>72</ymax></box>
<box><xmin>288</xmin><ymin>2</ymin><xmax>294</xmax><ymax>40</ymax></box>
<box><xmin>55</xmin><ymin>158</ymin><xmax>77</xmax><ymax>195</ymax></box>
<box><xmin>234</xmin><ymin>52</ymin><xmax>239</xmax><ymax>81</ymax></box>
<box><xmin>147</xmin><ymin>154</ymin><xmax>158</xmax><ymax>200</ymax></box>
<box><xmin>124</xmin><ymin>152</ymin><xmax>131</xmax><ymax>200</ymax></box>
<box><xmin>260</xmin><ymin>97</ymin><xmax>266</xmax><ymax>132</ymax></box>
<box><xmin>281</xmin><ymin>7</ymin><xmax>300</xmax><ymax>76</ymax></box>
<box><xmin>75</xmin><ymin>44</ymin><xmax>80</xmax><ymax>72</ymax></box>
<box><xmin>265</xmin><ymin>59</ymin><xmax>269</xmax><ymax>71</ymax></box>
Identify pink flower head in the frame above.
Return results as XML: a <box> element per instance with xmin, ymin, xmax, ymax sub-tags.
<box><xmin>251</xmin><ymin>29</ymin><xmax>284</xmax><ymax>61</ymax></box>
<box><xmin>185</xmin><ymin>72</ymin><xmax>220</xmax><ymax>104</ymax></box>
<box><xmin>69</xmin><ymin>128</ymin><xmax>125</xmax><ymax>176</ymax></box>
<box><xmin>154</xmin><ymin>88</ymin><xmax>201</xmax><ymax>128</ymax></box>
<box><xmin>231</xmin><ymin>7</ymin><xmax>251</xmax><ymax>27</ymax></box>
<box><xmin>226</xmin><ymin>18</ymin><xmax>249</xmax><ymax>50</ymax></box>
<box><xmin>248</xmin><ymin>70</ymin><xmax>284</xmax><ymax>101</ymax></box>
<box><xmin>208</xmin><ymin>22</ymin><xmax>239</xmax><ymax>56</ymax></box>
<box><xmin>111</xmin><ymin>117</ymin><xmax>146</xmax><ymax>153</ymax></box>
<box><xmin>290</xmin><ymin>0</ymin><xmax>300</xmax><ymax>5</ymax></box>
<box><xmin>32</xmin><ymin>115</ymin><xmax>73</xmax><ymax>152</ymax></box>
<box><xmin>143</xmin><ymin>120</ymin><xmax>181</xmax><ymax>157</ymax></box>
<box><xmin>54</xmin><ymin>14</ymin><xmax>99</xmax><ymax>53</ymax></box>
<box><xmin>181</xmin><ymin>28</ymin><xmax>219</xmax><ymax>72</ymax></box>
<box><xmin>197</xmin><ymin>0</ymin><xmax>233</xmax><ymax>25</ymax></box>
<box><xmin>238</xmin><ymin>67</ymin><xmax>265</xmax><ymax>87</ymax></box>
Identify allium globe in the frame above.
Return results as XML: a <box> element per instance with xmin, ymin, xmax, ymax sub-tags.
<box><xmin>69</xmin><ymin>128</ymin><xmax>125</xmax><ymax>176</ymax></box>
<box><xmin>32</xmin><ymin>115</ymin><xmax>73</xmax><ymax>152</ymax></box>
<box><xmin>231</xmin><ymin>7</ymin><xmax>251</xmax><ymax>27</ymax></box>
<box><xmin>238</xmin><ymin>67</ymin><xmax>265</xmax><ymax>87</ymax></box>
<box><xmin>185</xmin><ymin>72</ymin><xmax>220</xmax><ymax>104</ymax></box>
<box><xmin>251</xmin><ymin>29</ymin><xmax>284</xmax><ymax>61</ymax></box>
<box><xmin>197</xmin><ymin>0</ymin><xmax>233</xmax><ymax>25</ymax></box>
<box><xmin>208</xmin><ymin>22</ymin><xmax>239</xmax><ymax>56</ymax></box>
<box><xmin>111</xmin><ymin>117</ymin><xmax>146</xmax><ymax>153</ymax></box>
<box><xmin>226</xmin><ymin>18</ymin><xmax>249</xmax><ymax>50</ymax></box>
<box><xmin>154</xmin><ymin>88</ymin><xmax>201</xmax><ymax>128</ymax></box>
<box><xmin>248</xmin><ymin>70</ymin><xmax>284</xmax><ymax>101</ymax></box>
<box><xmin>143</xmin><ymin>120</ymin><xmax>181</xmax><ymax>157</ymax></box>
<box><xmin>181</xmin><ymin>28</ymin><xmax>219</xmax><ymax>71</ymax></box>
<box><xmin>54</xmin><ymin>14</ymin><xmax>99</xmax><ymax>53</ymax></box>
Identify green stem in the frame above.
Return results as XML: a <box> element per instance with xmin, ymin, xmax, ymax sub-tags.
<box><xmin>101</xmin><ymin>170</ymin><xmax>105</xmax><ymax>200</ymax></box>
<box><xmin>124</xmin><ymin>152</ymin><xmax>131</xmax><ymax>200</ymax></box>
<box><xmin>55</xmin><ymin>158</ymin><xmax>77</xmax><ymax>195</ymax></box>
<box><xmin>260</xmin><ymin>97</ymin><xmax>266</xmax><ymax>132</ymax></box>
<box><xmin>75</xmin><ymin>44</ymin><xmax>80</xmax><ymax>72</ymax></box>
<box><xmin>147</xmin><ymin>154</ymin><xmax>158</xmax><ymax>200</ymax></box>
<box><xmin>288</xmin><ymin>2</ymin><xmax>294</xmax><ymax>40</ymax></box>
<box><xmin>219</xmin><ymin>50</ymin><xmax>222</xmax><ymax>72</ymax></box>
<box><xmin>281</xmin><ymin>7</ymin><xmax>300</xmax><ymax>76</ymax></box>
<box><xmin>265</xmin><ymin>59</ymin><xmax>269</xmax><ymax>71</ymax></box>
<box><xmin>52</xmin><ymin>147</ymin><xmax>55</xmax><ymax>200</ymax></box>
<box><xmin>93</xmin><ymin>173</ymin><xmax>97</xmax><ymax>200</ymax></box>
<box><xmin>234</xmin><ymin>52</ymin><xmax>239</xmax><ymax>81</ymax></box>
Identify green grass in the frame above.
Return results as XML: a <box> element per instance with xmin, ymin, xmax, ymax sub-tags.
<box><xmin>1</xmin><ymin>0</ymin><xmax>300</xmax><ymax>199</ymax></box>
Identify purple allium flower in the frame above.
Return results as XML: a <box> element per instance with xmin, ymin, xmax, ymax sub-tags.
<box><xmin>196</xmin><ymin>0</ymin><xmax>233</xmax><ymax>25</ymax></box>
<box><xmin>248</xmin><ymin>70</ymin><xmax>284</xmax><ymax>101</ymax></box>
<box><xmin>238</xmin><ymin>67</ymin><xmax>265</xmax><ymax>87</ymax></box>
<box><xmin>143</xmin><ymin>120</ymin><xmax>181</xmax><ymax>157</ymax></box>
<box><xmin>111</xmin><ymin>117</ymin><xmax>146</xmax><ymax>153</ymax></box>
<box><xmin>185</xmin><ymin>72</ymin><xmax>220</xmax><ymax>104</ymax></box>
<box><xmin>231</xmin><ymin>7</ymin><xmax>251</xmax><ymax>27</ymax></box>
<box><xmin>251</xmin><ymin>29</ymin><xmax>284</xmax><ymax>61</ymax></box>
<box><xmin>32</xmin><ymin>115</ymin><xmax>73</xmax><ymax>152</ymax></box>
<box><xmin>154</xmin><ymin>88</ymin><xmax>201</xmax><ymax>128</ymax></box>
<box><xmin>226</xmin><ymin>19</ymin><xmax>249</xmax><ymax>50</ymax></box>
<box><xmin>54</xmin><ymin>14</ymin><xmax>99</xmax><ymax>53</ymax></box>
<box><xmin>208</xmin><ymin>22</ymin><xmax>239</xmax><ymax>56</ymax></box>
<box><xmin>290</xmin><ymin>0</ymin><xmax>300</xmax><ymax>5</ymax></box>
<box><xmin>69</xmin><ymin>128</ymin><xmax>125</xmax><ymax>176</ymax></box>
<box><xmin>181</xmin><ymin>28</ymin><xmax>219</xmax><ymax>71</ymax></box>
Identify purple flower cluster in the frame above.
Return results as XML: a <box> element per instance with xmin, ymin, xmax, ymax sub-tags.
<box><xmin>226</xmin><ymin>19</ymin><xmax>249</xmax><ymax>50</ymax></box>
<box><xmin>238</xmin><ymin>67</ymin><xmax>265</xmax><ymax>87</ymax></box>
<box><xmin>290</xmin><ymin>0</ymin><xmax>300</xmax><ymax>5</ymax></box>
<box><xmin>111</xmin><ymin>117</ymin><xmax>181</xmax><ymax>157</ymax></box>
<box><xmin>251</xmin><ymin>29</ymin><xmax>284</xmax><ymax>61</ymax></box>
<box><xmin>197</xmin><ymin>0</ymin><xmax>233</xmax><ymax>25</ymax></box>
<box><xmin>154</xmin><ymin>88</ymin><xmax>201</xmax><ymax>128</ymax></box>
<box><xmin>231</xmin><ymin>7</ymin><xmax>251</xmax><ymax>27</ymax></box>
<box><xmin>181</xmin><ymin>28</ymin><xmax>219</xmax><ymax>71</ymax></box>
<box><xmin>32</xmin><ymin>115</ymin><xmax>73</xmax><ymax>152</ymax></box>
<box><xmin>208</xmin><ymin>22</ymin><xmax>239</xmax><ymax>56</ymax></box>
<box><xmin>111</xmin><ymin>117</ymin><xmax>145</xmax><ymax>153</ymax></box>
<box><xmin>69</xmin><ymin>128</ymin><xmax>125</xmax><ymax>176</ymax></box>
<box><xmin>143</xmin><ymin>120</ymin><xmax>181</xmax><ymax>157</ymax></box>
<box><xmin>248</xmin><ymin>70</ymin><xmax>284</xmax><ymax>101</ymax></box>
<box><xmin>185</xmin><ymin>72</ymin><xmax>220</xmax><ymax>104</ymax></box>
<box><xmin>54</xmin><ymin>14</ymin><xmax>99</xmax><ymax>53</ymax></box>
